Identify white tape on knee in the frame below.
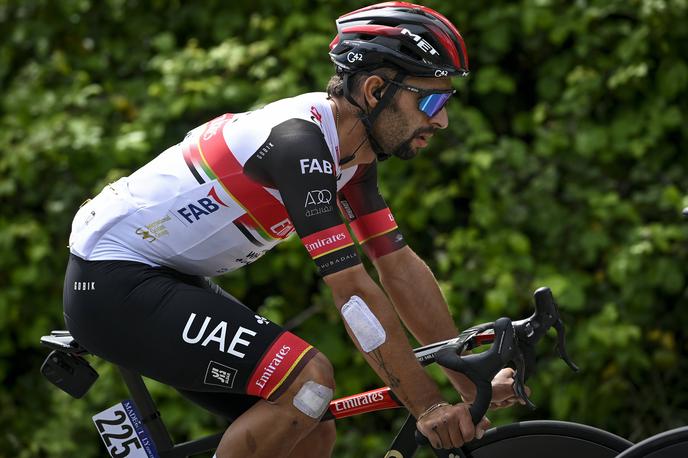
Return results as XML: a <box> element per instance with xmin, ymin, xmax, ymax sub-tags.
<box><xmin>293</xmin><ymin>381</ymin><xmax>333</xmax><ymax>419</ymax></box>
<box><xmin>341</xmin><ymin>295</ymin><xmax>386</xmax><ymax>353</ymax></box>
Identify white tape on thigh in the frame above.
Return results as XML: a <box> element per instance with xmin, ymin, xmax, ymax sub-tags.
<box><xmin>341</xmin><ymin>295</ymin><xmax>386</xmax><ymax>353</ymax></box>
<box><xmin>293</xmin><ymin>381</ymin><xmax>333</xmax><ymax>419</ymax></box>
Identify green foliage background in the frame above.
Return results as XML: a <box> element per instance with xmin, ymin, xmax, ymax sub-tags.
<box><xmin>1</xmin><ymin>0</ymin><xmax>687</xmax><ymax>456</ymax></box>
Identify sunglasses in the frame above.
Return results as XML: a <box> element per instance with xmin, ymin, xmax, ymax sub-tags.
<box><xmin>382</xmin><ymin>78</ymin><xmax>456</xmax><ymax>118</ymax></box>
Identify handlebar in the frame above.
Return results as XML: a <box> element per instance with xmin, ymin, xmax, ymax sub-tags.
<box><xmin>434</xmin><ymin>317</ymin><xmax>516</xmax><ymax>423</ymax></box>
<box><xmin>414</xmin><ymin>287</ymin><xmax>578</xmax><ymax>444</ymax></box>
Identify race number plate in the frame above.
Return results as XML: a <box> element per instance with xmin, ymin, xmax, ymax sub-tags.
<box><xmin>92</xmin><ymin>400</ymin><xmax>159</xmax><ymax>458</ymax></box>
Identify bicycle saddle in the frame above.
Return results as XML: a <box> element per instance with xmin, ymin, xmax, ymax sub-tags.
<box><xmin>40</xmin><ymin>330</ymin><xmax>89</xmax><ymax>355</ymax></box>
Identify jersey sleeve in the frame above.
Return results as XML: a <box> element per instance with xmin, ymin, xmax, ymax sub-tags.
<box><xmin>244</xmin><ymin>118</ymin><xmax>361</xmax><ymax>276</ymax></box>
<box><xmin>338</xmin><ymin>162</ymin><xmax>407</xmax><ymax>260</ymax></box>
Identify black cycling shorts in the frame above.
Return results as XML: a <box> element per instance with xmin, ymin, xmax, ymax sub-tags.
<box><xmin>63</xmin><ymin>254</ymin><xmax>318</xmax><ymax>420</ymax></box>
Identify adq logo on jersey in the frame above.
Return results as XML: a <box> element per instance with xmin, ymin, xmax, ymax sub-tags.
<box><xmin>305</xmin><ymin>189</ymin><xmax>334</xmax><ymax>217</ymax></box>
<box><xmin>305</xmin><ymin>189</ymin><xmax>332</xmax><ymax>207</ymax></box>
<box><xmin>177</xmin><ymin>187</ymin><xmax>229</xmax><ymax>224</ymax></box>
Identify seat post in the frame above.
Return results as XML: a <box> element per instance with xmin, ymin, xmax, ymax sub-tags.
<box><xmin>118</xmin><ymin>366</ymin><xmax>175</xmax><ymax>453</ymax></box>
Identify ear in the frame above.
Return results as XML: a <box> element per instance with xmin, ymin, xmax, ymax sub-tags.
<box><xmin>362</xmin><ymin>75</ymin><xmax>386</xmax><ymax>107</ymax></box>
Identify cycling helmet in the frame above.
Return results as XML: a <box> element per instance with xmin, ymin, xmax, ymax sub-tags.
<box><xmin>329</xmin><ymin>2</ymin><xmax>469</xmax><ymax>78</ymax></box>
<box><xmin>328</xmin><ymin>2</ymin><xmax>469</xmax><ymax>161</ymax></box>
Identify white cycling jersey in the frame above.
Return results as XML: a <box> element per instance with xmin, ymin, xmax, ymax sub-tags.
<box><xmin>69</xmin><ymin>92</ymin><xmax>405</xmax><ymax>277</ymax></box>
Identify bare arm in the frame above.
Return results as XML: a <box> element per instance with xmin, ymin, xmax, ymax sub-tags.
<box><xmin>374</xmin><ymin>246</ymin><xmax>525</xmax><ymax>407</ymax></box>
<box><xmin>324</xmin><ymin>263</ymin><xmax>488</xmax><ymax>447</ymax></box>
<box><xmin>372</xmin><ymin>246</ymin><xmax>476</xmax><ymax>397</ymax></box>
<box><xmin>323</xmin><ymin>263</ymin><xmax>444</xmax><ymax>417</ymax></box>
<box><xmin>374</xmin><ymin>246</ymin><xmax>458</xmax><ymax>343</ymax></box>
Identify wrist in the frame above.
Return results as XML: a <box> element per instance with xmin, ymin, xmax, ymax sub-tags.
<box><xmin>416</xmin><ymin>401</ymin><xmax>451</xmax><ymax>421</ymax></box>
<box><xmin>406</xmin><ymin>390</ymin><xmax>445</xmax><ymax>418</ymax></box>
<box><xmin>407</xmin><ymin>386</ymin><xmax>446</xmax><ymax>417</ymax></box>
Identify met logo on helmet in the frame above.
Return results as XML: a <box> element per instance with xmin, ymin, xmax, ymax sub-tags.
<box><xmin>400</xmin><ymin>28</ymin><xmax>439</xmax><ymax>56</ymax></box>
<box><xmin>177</xmin><ymin>187</ymin><xmax>229</xmax><ymax>224</ymax></box>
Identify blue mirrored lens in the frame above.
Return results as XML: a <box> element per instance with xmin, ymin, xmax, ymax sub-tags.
<box><xmin>418</xmin><ymin>92</ymin><xmax>453</xmax><ymax>117</ymax></box>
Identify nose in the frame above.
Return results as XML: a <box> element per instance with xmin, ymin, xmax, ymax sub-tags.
<box><xmin>429</xmin><ymin>106</ymin><xmax>449</xmax><ymax>129</ymax></box>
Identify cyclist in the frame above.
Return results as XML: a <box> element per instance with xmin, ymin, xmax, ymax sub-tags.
<box><xmin>63</xmin><ymin>3</ymin><xmax>526</xmax><ymax>457</ymax></box>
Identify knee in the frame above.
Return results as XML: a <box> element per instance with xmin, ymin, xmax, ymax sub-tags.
<box><xmin>277</xmin><ymin>351</ymin><xmax>335</xmax><ymax>421</ymax></box>
<box><xmin>298</xmin><ymin>352</ymin><xmax>335</xmax><ymax>391</ymax></box>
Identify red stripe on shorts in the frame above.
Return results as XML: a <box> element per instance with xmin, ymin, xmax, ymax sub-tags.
<box><xmin>247</xmin><ymin>332</ymin><xmax>318</xmax><ymax>401</ymax></box>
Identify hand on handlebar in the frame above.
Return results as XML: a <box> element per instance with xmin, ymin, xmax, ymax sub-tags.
<box><xmin>414</xmin><ymin>288</ymin><xmax>578</xmax><ymax>449</ymax></box>
<box><xmin>488</xmin><ymin>368</ymin><xmax>531</xmax><ymax>409</ymax></box>
<box><xmin>416</xmin><ymin>403</ymin><xmax>491</xmax><ymax>450</ymax></box>
<box><xmin>449</xmin><ymin>367</ymin><xmax>531</xmax><ymax>410</ymax></box>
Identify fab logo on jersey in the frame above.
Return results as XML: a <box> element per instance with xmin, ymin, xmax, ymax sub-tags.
<box><xmin>177</xmin><ymin>187</ymin><xmax>229</xmax><ymax>224</ymax></box>
<box><xmin>300</xmin><ymin>158</ymin><xmax>333</xmax><ymax>175</ymax></box>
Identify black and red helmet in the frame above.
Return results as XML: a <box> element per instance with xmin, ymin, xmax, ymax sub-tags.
<box><xmin>329</xmin><ymin>2</ymin><xmax>469</xmax><ymax>78</ymax></box>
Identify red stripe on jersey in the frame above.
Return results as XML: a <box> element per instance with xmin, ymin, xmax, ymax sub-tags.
<box><xmin>349</xmin><ymin>208</ymin><xmax>398</xmax><ymax>243</ymax></box>
<box><xmin>361</xmin><ymin>232</ymin><xmax>404</xmax><ymax>260</ymax></box>
<box><xmin>302</xmin><ymin>224</ymin><xmax>354</xmax><ymax>259</ymax></box>
<box><xmin>195</xmin><ymin>114</ymin><xmax>294</xmax><ymax>240</ymax></box>
<box><xmin>247</xmin><ymin>332</ymin><xmax>317</xmax><ymax>400</ymax></box>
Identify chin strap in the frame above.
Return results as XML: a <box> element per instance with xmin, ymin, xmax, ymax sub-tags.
<box><xmin>338</xmin><ymin>151</ymin><xmax>358</xmax><ymax>166</ymax></box>
<box><xmin>341</xmin><ymin>70</ymin><xmax>405</xmax><ymax>162</ymax></box>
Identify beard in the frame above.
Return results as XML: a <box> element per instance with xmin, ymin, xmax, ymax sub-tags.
<box><xmin>377</xmin><ymin>126</ymin><xmax>437</xmax><ymax>160</ymax></box>
<box><xmin>372</xmin><ymin>103</ymin><xmax>436</xmax><ymax>160</ymax></box>
<box><xmin>392</xmin><ymin>127</ymin><xmax>432</xmax><ymax>160</ymax></box>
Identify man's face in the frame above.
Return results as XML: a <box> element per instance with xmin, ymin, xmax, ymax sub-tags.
<box><xmin>373</xmin><ymin>75</ymin><xmax>452</xmax><ymax>160</ymax></box>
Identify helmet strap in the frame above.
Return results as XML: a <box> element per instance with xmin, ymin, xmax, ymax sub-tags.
<box><xmin>342</xmin><ymin>71</ymin><xmax>405</xmax><ymax>162</ymax></box>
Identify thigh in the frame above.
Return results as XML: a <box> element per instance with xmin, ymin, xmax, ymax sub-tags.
<box><xmin>63</xmin><ymin>255</ymin><xmax>317</xmax><ymax>401</ymax></box>
<box><xmin>175</xmin><ymin>389</ymin><xmax>260</xmax><ymax>421</ymax></box>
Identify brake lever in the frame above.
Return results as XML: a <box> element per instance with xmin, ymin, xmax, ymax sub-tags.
<box><xmin>511</xmin><ymin>350</ymin><xmax>536</xmax><ymax>410</ymax></box>
<box><xmin>554</xmin><ymin>320</ymin><xmax>579</xmax><ymax>372</ymax></box>
<box><xmin>507</xmin><ymin>287</ymin><xmax>578</xmax><ymax>409</ymax></box>
<box><xmin>515</xmin><ymin>288</ymin><xmax>579</xmax><ymax>376</ymax></box>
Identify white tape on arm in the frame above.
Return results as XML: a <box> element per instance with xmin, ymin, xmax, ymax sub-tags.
<box><xmin>293</xmin><ymin>381</ymin><xmax>333</xmax><ymax>419</ymax></box>
<box><xmin>341</xmin><ymin>295</ymin><xmax>386</xmax><ymax>353</ymax></box>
